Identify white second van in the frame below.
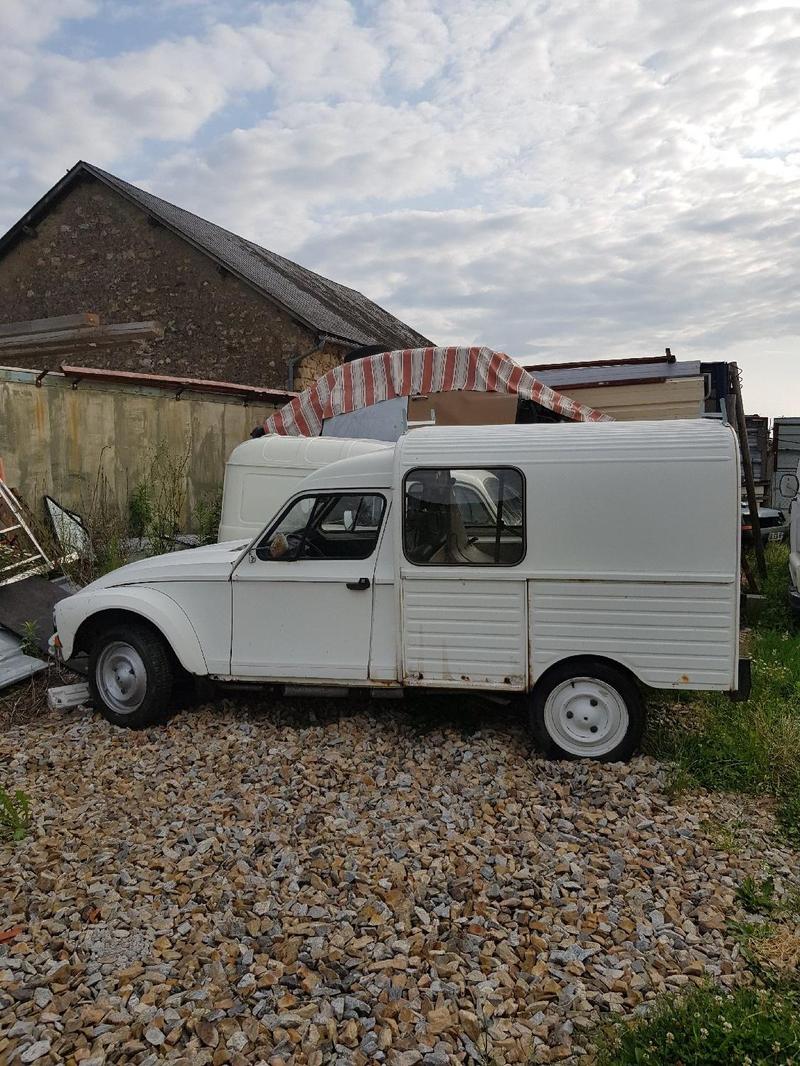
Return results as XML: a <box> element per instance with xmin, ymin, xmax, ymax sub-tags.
<box><xmin>218</xmin><ymin>436</ymin><xmax>391</xmax><ymax>542</ymax></box>
<box><xmin>53</xmin><ymin>419</ymin><xmax>749</xmax><ymax>761</ymax></box>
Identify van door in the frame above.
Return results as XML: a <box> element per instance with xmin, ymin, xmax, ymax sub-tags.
<box><xmin>230</xmin><ymin>492</ymin><xmax>386</xmax><ymax>680</ymax></box>
<box><xmin>400</xmin><ymin>466</ymin><xmax>528</xmax><ymax>689</ymax></box>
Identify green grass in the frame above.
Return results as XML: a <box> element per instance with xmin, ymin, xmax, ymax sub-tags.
<box><xmin>595</xmin><ymin>983</ymin><xmax>800</xmax><ymax>1066</ymax></box>
<box><xmin>647</xmin><ymin>544</ymin><xmax>800</xmax><ymax>841</ymax></box>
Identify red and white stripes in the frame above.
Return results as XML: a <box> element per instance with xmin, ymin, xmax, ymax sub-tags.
<box><xmin>263</xmin><ymin>346</ymin><xmax>612</xmax><ymax>435</ymax></box>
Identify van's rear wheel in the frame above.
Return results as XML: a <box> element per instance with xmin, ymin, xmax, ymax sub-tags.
<box><xmin>88</xmin><ymin>623</ymin><xmax>174</xmax><ymax>729</ymax></box>
<box><xmin>530</xmin><ymin>660</ymin><xmax>644</xmax><ymax>761</ymax></box>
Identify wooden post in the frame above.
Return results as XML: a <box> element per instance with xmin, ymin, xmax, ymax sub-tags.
<box><xmin>731</xmin><ymin>362</ymin><xmax>767</xmax><ymax>579</ymax></box>
<box><xmin>741</xmin><ymin>549</ymin><xmax>759</xmax><ymax>597</ymax></box>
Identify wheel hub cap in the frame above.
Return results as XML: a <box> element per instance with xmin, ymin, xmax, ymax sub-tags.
<box><xmin>543</xmin><ymin>676</ymin><xmax>629</xmax><ymax>757</ymax></box>
<box><xmin>96</xmin><ymin>642</ymin><xmax>147</xmax><ymax>714</ymax></box>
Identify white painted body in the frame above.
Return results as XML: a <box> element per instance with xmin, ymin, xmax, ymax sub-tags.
<box><xmin>789</xmin><ymin>460</ymin><xmax>800</xmax><ymax>605</ymax></box>
<box><xmin>218</xmin><ymin>435</ymin><xmax>391</xmax><ymax>542</ymax></box>
<box><xmin>55</xmin><ymin>420</ymin><xmax>742</xmax><ymax>696</ymax></box>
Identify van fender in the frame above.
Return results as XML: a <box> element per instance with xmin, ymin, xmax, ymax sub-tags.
<box><xmin>58</xmin><ymin>586</ymin><xmax>209</xmax><ymax>676</ymax></box>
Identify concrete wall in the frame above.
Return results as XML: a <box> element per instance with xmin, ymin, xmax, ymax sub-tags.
<box><xmin>0</xmin><ymin>177</ymin><xmax>347</xmax><ymax>390</ymax></box>
<box><xmin>0</xmin><ymin>368</ymin><xmax>282</xmax><ymax>529</ymax></box>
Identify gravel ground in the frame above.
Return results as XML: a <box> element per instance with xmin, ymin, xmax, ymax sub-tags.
<box><xmin>1</xmin><ymin>689</ymin><xmax>798</xmax><ymax>1066</ymax></box>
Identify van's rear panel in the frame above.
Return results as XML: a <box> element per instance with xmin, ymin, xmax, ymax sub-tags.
<box><xmin>530</xmin><ymin>578</ymin><xmax>738</xmax><ymax>690</ymax></box>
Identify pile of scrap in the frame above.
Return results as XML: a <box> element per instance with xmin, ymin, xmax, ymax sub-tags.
<box><xmin>0</xmin><ymin>312</ymin><xmax>163</xmax><ymax>365</ymax></box>
<box><xmin>0</xmin><ymin>479</ymin><xmax>84</xmax><ymax>689</ymax></box>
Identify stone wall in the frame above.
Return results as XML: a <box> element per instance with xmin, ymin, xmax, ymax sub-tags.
<box><xmin>0</xmin><ymin>177</ymin><xmax>334</xmax><ymax>391</ymax></box>
<box><xmin>292</xmin><ymin>344</ymin><xmax>347</xmax><ymax>392</ymax></box>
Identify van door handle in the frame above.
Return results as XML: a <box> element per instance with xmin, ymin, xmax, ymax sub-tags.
<box><xmin>346</xmin><ymin>578</ymin><xmax>371</xmax><ymax>591</ymax></box>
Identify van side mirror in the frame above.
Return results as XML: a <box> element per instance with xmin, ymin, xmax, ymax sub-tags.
<box><xmin>779</xmin><ymin>473</ymin><xmax>799</xmax><ymax>500</ymax></box>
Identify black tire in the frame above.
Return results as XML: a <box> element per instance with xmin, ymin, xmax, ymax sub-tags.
<box><xmin>88</xmin><ymin>622</ymin><xmax>175</xmax><ymax>729</ymax></box>
<box><xmin>529</xmin><ymin>658</ymin><xmax>645</xmax><ymax>762</ymax></box>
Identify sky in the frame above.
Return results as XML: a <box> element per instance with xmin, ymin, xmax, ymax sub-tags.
<box><xmin>1</xmin><ymin>0</ymin><xmax>799</xmax><ymax>417</ymax></box>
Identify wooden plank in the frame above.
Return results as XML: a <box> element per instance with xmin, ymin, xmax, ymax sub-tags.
<box><xmin>0</xmin><ymin>313</ymin><xmax>100</xmax><ymax>338</ymax></box>
<box><xmin>0</xmin><ymin>321</ymin><xmax>164</xmax><ymax>354</ymax></box>
<box><xmin>730</xmin><ymin>363</ymin><xmax>767</xmax><ymax>579</ymax></box>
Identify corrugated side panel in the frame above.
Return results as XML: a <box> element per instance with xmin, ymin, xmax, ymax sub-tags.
<box><xmin>531</xmin><ymin>580</ymin><xmax>737</xmax><ymax>689</ymax></box>
<box><xmin>402</xmin><ymin>579</ymin><xmax>527</xmax><ymax>688</ymax></box>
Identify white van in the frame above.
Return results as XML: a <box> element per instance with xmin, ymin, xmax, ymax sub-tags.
<box><xmin>53</xmin><ymin>420</ymin><xmax>749</xmax><ymax>761</ymax></box>
<box><xmin>218</xmin><ymin>436</ymin><xmax>391</xmax><ymax>542</ymax></box>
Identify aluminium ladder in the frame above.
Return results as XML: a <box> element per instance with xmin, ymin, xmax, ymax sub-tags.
<box><xmin>0</xmin><ymin>479</ymin><xmax>52</xmax><ymax>584</ymax></box>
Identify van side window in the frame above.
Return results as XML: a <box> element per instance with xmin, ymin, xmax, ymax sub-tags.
<box><xmin>257</xmin><ymin>493</ymin><xmax>386</xmax><ymax>562</ymax></box>
<box><xmin>404</xmin><ymin>467</ymin><xmax>525</xmax><ymax>566</ymax></box>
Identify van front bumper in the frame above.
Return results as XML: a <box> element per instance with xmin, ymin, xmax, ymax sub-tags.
<box><xmin>728</xmin><ymin>658</ymin><xmax>752</xmax><ymax>702</ymax></box>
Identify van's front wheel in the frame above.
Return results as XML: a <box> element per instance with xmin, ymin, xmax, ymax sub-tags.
<box><xmin>88</xmin><ymin>623</ymin><xmax>174</xmax><ymax>728</ymax></box>
<box><xmin>529</xmin><ymin>660</ymin><xmax>644</xmax><ymax>761</ymax></box>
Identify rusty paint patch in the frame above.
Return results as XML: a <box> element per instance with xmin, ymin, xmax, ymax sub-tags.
<box><xmin>34</xmin><ymin>392</ymin><xmax>45</xmax><ymax>435</ymax></box>
<box><xmin>679</xmin><ymin>674</ymin><xmax>690</xmax><ymax>684</ymax></box>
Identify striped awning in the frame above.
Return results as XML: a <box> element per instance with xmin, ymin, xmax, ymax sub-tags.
<box><xmin>262</xmin><ymin>346</ymin><xmax>612</xmax><ymax>435</ymax></box>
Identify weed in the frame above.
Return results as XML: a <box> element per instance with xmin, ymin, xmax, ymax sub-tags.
<box><xmin>57</xmin><ymin>455</ymin><xmax>131</xmax><ymax>586</ymax></box>
<box><xmin>728</xmin><ymin>874</ymin><xmax>800</xmax><ymax>978</ymax></box>
<box><xmin>128</xmin><ymin>480</ymin><xmax>152</xmax><ymax>538</ymax></box>
<box><xmin>0</xmin><ymin>785</ymin><xmax>31</xmax><ymax>841</ymax></box>
<box><xmin>737</xmin><ymin>875</ymin><xmax>777</xmax><ymax>916</ymax></box>
<box><xmin>700</xmin><ymin>817</ymin><xmax>744</xmax><ymax>854</ymax></box>
<box><xmin>131</xmin><ymin>440</ymin><xmax>191</xmax><ymax>554</ymax></box>
<box><xmin>753</xmin><ymin>541</ymin><xmax>795</xmax><ymax>632</ymax></box>
<box><xmin>18</xmin><ymin>620</ymin><xmax>40</xmax><ymax>658</ymax></box>
<box><xmin>192</xmin><ymin>488</ymin><xmax>223</xmax><ymax>544</ymax></box>
<box><xmin>663</xmin><ymin>763</ymin><xmax>699</xmax><ymax>802</ymax></box>
<box><xmin>594</xmin><ymin>982</ymin><xmax>800</xmax><ymax>1065</ymax></box>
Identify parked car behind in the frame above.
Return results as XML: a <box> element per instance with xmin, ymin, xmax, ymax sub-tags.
<box><xmin>741</xmin><ymin>502</ymin><xmax>789</xmax><ymax>544</ymax></box>
<box><xmin>52</xmin><ymin>420</ymin><xmax>749</xmax><ymax>762</ymax></box>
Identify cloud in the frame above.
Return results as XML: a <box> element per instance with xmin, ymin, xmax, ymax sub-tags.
<box><xmin>1</xmin><ymin>0</ymin><xmax>799</xmax><ymax>413</ymax></box>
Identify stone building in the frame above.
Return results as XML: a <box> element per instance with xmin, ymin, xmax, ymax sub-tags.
<box><xmin>0</xmin><ymin>161</ymin><xmax>432</xmax><ymax>391</ymax></box>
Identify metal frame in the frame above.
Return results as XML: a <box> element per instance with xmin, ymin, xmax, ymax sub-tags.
<box><xmin>0</xmin><ymin>480</ymin><xmax>53</xmax><ymax>583</ymax></box>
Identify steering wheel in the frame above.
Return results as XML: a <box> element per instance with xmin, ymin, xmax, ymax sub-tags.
<box><xmin>285</xmin><ymin>532</ymin><xmax>325</xmax><ymax>559</ymax></box>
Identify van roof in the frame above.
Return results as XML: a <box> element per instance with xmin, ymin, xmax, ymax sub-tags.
<box><xmin>397</xmin><ymin>418</ymin><xmax>735</xmax><ymax>467</ymax></box>
<box><xmin>227</xmin><ymin>435</ymin><xmax>391</xmax><ymax>468</ymax></box>
<box><xmin>302</xmin><ymin>447</ymin><xmax>395</xmax><ymax>490</ymax></box>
